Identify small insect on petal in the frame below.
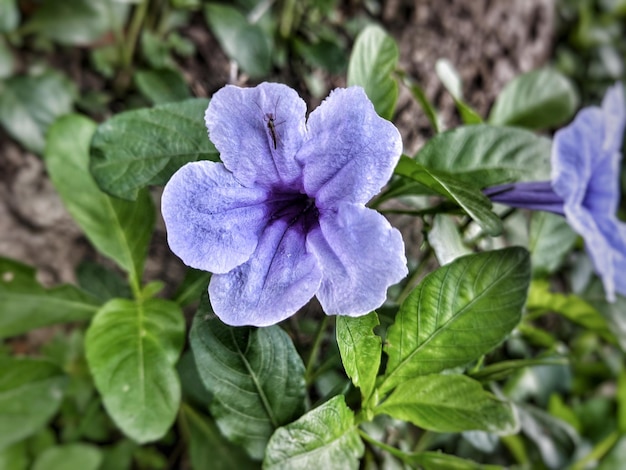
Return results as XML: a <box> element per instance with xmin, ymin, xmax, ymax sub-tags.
<box><xmin>255</xmin><ymin>97</ymin><xmax>284</xmax><ymax>150</ymax></box>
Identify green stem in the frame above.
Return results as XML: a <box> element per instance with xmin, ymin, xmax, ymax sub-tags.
<box><xmin>305</xmin><ymin>316</ymin><xmax>329</xmax><ymax>384</ymax></box>
<box><xmin>129</xmin><ymin>271</ymin><xmax>142</xmax><ymax>301</ymax></box>
<box><xmin>359</xmin><ymin>430</ymin><xmax>408</xmax><ymax>461</ymax></box>
<box><xmin>123</xmin><ymin>0</ymin><xmax>150</xmax><ymax>68</ymax></box>
<box><xmin>570</xmin><ymin>430</ymin><xmax>619</xmax><ymax>470</ymax></box>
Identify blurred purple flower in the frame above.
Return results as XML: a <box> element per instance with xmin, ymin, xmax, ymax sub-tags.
<box><xmin>486</xmin><ymin>83</ymin><xmax>626</xmax><ymax>301</ymax></box>
<box><xmin>162</xmin><ymin>82</ymin><xmax>407</xmax><ymax>326</ymax></box>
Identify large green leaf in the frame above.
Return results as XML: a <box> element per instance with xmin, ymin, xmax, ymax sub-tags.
<box><xmin>0</xmin><ymin>257</ymin><xmax>99</xmax><ymax>339</ymax></box>
<box><xmin>0</xmin><ymin>70</ymin><xmax>76</xmax><ymax>153</ymax></box>
<box><xmin>90</xmin><ymin>98</ymin><xmax>217</xmax><ymax>200</ymax></box>
<box><xmin>0</xmin><ymin>358</ymin><xmax>66</xmax><ymax>451</ymax></box>
<box><xmin>180</xmin><ymin>404</ymin><xmax>258</xmax><ymax>470</ymax></box>
<box><xmin>376</xmin><ymin>374</ymin><xmax>518</xmax><ymax>434</ymax></box>
<box><xmin>395</xmin><ymin>156</ymin><xmax>502</xmax><ymax>236</ymax></box>
<box><xmin>489</xmin><ymin>67</ymin><xmax>579</xmax><ymax>129</ymax></box>
<box><xmin>381</xmin><ymin>247</ymin><xmax>530</xmax><ymax>393</ymax></box>
<box><xmin>336</xmin><ymin>312</ymin><xmax>381</xmax><ymax>404</ymax></box>
<box><xmin>46</xmin><ymin>115</ymin><xmax>154</xmax><ymax>286</ymax></box>
<box><xmin>32</xmin><ymin>444</ymin><xmax>102</xmax><ymax>470</ymax></box>
<box><xmin>85</xmin><ymin>298</ymin><xmax>185</xmax><ymax>443</ymax></box>
<box><xmin>189</xmin><ymin>308</ymin><xmax>305</xmax><ymax>460</ymax></box>
<box><xmin>264</xmin><ymin>395</ymin><xmax>364</xmax><ymax>470</ymax></box>
<box><xmin>415</xmin><ymin>124</ymin><xmax>552</xmax><ymax>187</ymax></box>
<box><xmin>347</xmin><ymin>25</ymin><xmax>398</xmax><ymax>120</ymax></box>
<box><xmin>204</xmin><ymin>3</ymin><xmax>271</xmax><ymax>79</ymax></box>
<box><xmin>529</xmin><ymin>211</ymin><xmax>578</xmax><ymax>276</ymax></box>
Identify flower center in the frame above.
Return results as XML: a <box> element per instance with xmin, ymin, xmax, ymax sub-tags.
<box><xmin>268</xmin><ymin>192</ymin><xmax>320</xmax><ymax>233</ymax></box>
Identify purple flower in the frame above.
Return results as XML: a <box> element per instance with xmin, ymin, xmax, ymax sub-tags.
<box><xmin>162</xmin><ymin>82</ymin><xmax>407</xmax><ymax>326</ymax></box>
<box><xmin>486</xmin><ymin>84</ymin><xmax>626</xmax><ymax>301</ymax></box>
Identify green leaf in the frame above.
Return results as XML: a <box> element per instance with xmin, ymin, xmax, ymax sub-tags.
<box><xmin>32</xmin><ymin>444</ymin><xmax>102</xmax><ymax>470</ymax></box>
<box><xmin>99</xmin><ymin>439</ymin><xmax>136</xmax><ymax>470</ymax></box>
<box><xmin>376</xmin><ymin>374</ymin><xmax>518</xmax><ymax>434</ymax></box>
<box><xmin>489</xmin><ymin>67</ymin><xmax>579</xmax><ymax>129</ymax></box>
<box><xmin>189</xmin><ymin>308</ymin><xmax>305</xmax><ymax>459</ymax></box>
<box><xmin>0</xmin><ymin>37</ymin><xmax>15</xmax><ymax>78</ymax></box>
<box><xmin>26</xmin><ymin>428</ymin><xmax>55</xmax><ymax>461</ymax></box>
<box><xmin>46</xmin><ymin>114</ymin><xmax>154</xmax><ymax>285</ymax></box>
<box><xmin>0</xmin><ymin>258</ymin><xmax>99</xmax><ymax>339</ymax></box>
<box><xmin>435</xmin><ymin>59</ymin><xmax>482</xmax><ymax>124</ymax></box>
<box><xmin>0</xmin><ymin>70</ymin><xmax>76</xmax><ymax>153</ymax></box>
<box><xmin>585</xmin><ymin>286</ymin><xmax>626</xmax><ymax>352</ymax></box>
<box><xmin>90</xmin><ymin>98</ymin><xmax>217</xmax><ymax>200</ymax></box>
<box><xmin>470</xmin><ymin>356</ymin><xmax>569</xmax><ymax>383</ymax></box>
<box><xmin>0</xmin><ymin>358</ymin><xmax>66</xmax><ymax>450</ymax></box>
<box><xmin>180</xmin><ymin>404</ymin><xmax>258</xmax><ymax>470</ymax></box>
<box><xmin>76</xmin><ymin>261</ymin><xmax>131</xmax><ymax>302</ymax></box>
<box><xmin>428</xmin><ymin>214</ymin><xmax>472</xmax><ymax>265</ymax></box>
<box><xmin>381</xmin><ymin>247</ymin><xmax>530</xmax><ymax>393</ymax></box>
<box><xmin>264</xmin><ymin>395</ymin><xmax>364</xmax><ymax>470</ymax></box>
<box><xmin>292</xmin><ymin>37</ymin><xmax>347</xmax><ymax>74</ymax></box>
<box><xmin>173</xmin><ymin>269</ymin><xmax>211</xmax><ymax>307</ymax></box>
<box><xmin>527</xmin><ymin>280</ymin><xmax>611</xmax><ymax>338</ymax></box>
<box><xmin>140</xmin><ymin>30</ymin><xmax>176</xmax><ymax>70</ymax></box>
<box><xmin>336</xmin><ymin>312</ymin><xmax>381</xmax><ymax>404</ymax></box>
<box><xmin>0</xmin><ymin>440</ymin><xmax>27</xmax><ymax>470</ymax></box>
<box><xmin>415</xmin><ymin>124</ymin><xmax>552</xmax><ymax>187</ymax></box>
<box><xmin>599</xmin><ymin>435</ymin><xmax>626</xmax><ymax>470</ymax></box>
<box><xmin>204</xmin><ymin>3</ymin><xmax>271</xmax><ymax>78</ymax></box>
<box><xmin>529</xmin><ymin>211</ymin><xmax>578</xmax><ymax>276</ymax></box>
<box><xmin>514</xmin><ymin>404</ymin><xmax>577</xmax><ymax>468</ymax></box>
<box><xmin>177</xmin><ymin>350</ymin><xmax>211</xmax><ymax>408</ymax></box>
<box><xmin>619</xmin><ymin>370</ymin><xmax>626</xmax><ymax>434</ymax></box>
<box><xmin>85</xmin><ymin>298</ymin><xmax>185</xmax><ymax>443</ymax></box>
<box><xmin>407</xmin><ymin>451</ymin><xmax>504</xmax><ymax>469</ymax></box>
<box><xmin>25</xmin><ymin>0</ymin><xmax>128</xmax><ymax>46</ymax></box>
<box><xmin>347</xmin><ymin>25</ymin><xmax>399</xmax><ymax>120</ymax></box>
<box><xmin>0</xmin><ymin>0</ymin><xmax>19</xmax><ymax>33</ymax></box>
<box><xmin>395</xmin><ymin>156</ymin><xmax>502</xmax><ymax>236</ymax></box>
<box><xmin>399</xmin><ymin>72</ymin><xmax>441</xmax><ymax>132</ymax></box>
<box><xmin>134</xmin><ymin>68</ymin><xmax>191</xmax><ymax>105</ymax></box>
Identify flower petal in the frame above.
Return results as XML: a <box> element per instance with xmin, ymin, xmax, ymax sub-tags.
<box><xmin>567</xmin><ymin>204</ymin><xmax>622</xmax><ymax>302</ymax></box>
<box><xmin>551</xmin><ymin>106</ymin><xmax>604</xmax><ymax>208</ymax></box>
<box><xmin>297</xmin><ymin>87</ymin><xmax>402</xmax><ymax>206</ymax></box>
<box><xmin>552</xmin><ymin>83</ymin><xmax>626</xmax><ymax>301</ymax></box>
<box><xmin>205</xmin><ymin>82</ymin><xmax>307</xmax><ymax>189</ymax></box>
<box><xmin>307</xmin><ymin>203</ymin><xmax>407</xmax><ymax>316</ymax></box>
<box><xmin>615</xmin><ymin>225</ymin><xmax>626</xmax><ymax>298</ymax></box>
<box><xmin>601</xmin><ymin>83</ymin><xmax>626</xmax><ymax>154</ymax></box>
<box><xmin>209</xmin><ymin>220</ymin><xmax>322</xmax><ymax>327</ymax></box>
<box><xmin>161</xmin><ymin>161</ymin><xmax>269</xmax><ymax>273</ymax></box>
